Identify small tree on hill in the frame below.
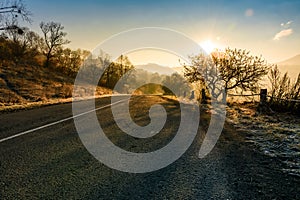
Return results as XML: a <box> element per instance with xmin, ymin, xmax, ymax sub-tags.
<box><xmin>55</xmin><ymin>48</ymin><xmax>90</xmax><ymax>77</ymax></box>
<box><xmin>101</xmin><ymin>55</ymin><xmax>134</xmax><ymax>89</ymax></box>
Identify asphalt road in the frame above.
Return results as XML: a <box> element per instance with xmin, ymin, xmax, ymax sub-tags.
<box><xmin>0</xmin><ymin>95</ymin><xmax>299</xmax><ymax>199</ymax></box>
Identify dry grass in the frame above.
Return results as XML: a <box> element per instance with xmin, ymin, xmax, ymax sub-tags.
<box><xmin>0</xmin><ymin>62</ymin><xmax>112</xmax><ymax>112</ymax></box>
<box><xmin>226</xmin><ymin>102</ymin><xmax>300</xmax><ymax>176</ymax></box>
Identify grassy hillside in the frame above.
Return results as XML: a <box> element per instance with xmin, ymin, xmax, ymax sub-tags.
<box><xmin>0</xmin><ymin>61</ymin><xmax>111</xmax><ymax>110</ymax></box>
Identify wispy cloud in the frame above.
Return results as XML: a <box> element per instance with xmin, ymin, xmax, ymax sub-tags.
<box><xmin>273</xmin><ymin>29</ymin><xmax>293</xmax><ymax>40</ymax></box>
<box><xmin>244</xmin><ymin>8</ymin><xmax>254</xmax><ymax>17</ymax></box>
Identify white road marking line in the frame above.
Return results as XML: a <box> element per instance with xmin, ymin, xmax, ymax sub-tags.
<box><xmin>0</xmin><ymin>98</ymin><xmax>128</xmax><ymax>143</ymax></box>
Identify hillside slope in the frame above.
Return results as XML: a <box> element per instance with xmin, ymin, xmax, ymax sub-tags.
<box><xmin>0</xmin><ymin>62</ymin><xmax>111</xmax><ymax>108</ymax></box>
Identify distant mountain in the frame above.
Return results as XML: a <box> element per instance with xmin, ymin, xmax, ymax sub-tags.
<box><xmin>277</xmin><ymin>54</ymin><xmax>300</xmax><ymax>66</ymax></box>
<box><xmin>135</xmin><ymin>63</ymin><xmax>181</xmax><ymax>75</ymax></box>
<box><xmin>172</xmin><ymin>66</ymin><xmax>184</xmax><ymax>74</ymax></box>
<box><xmin>277</xmin><ymin>54</ymin><xmax>300</xmax><ymax>79</ymax></box>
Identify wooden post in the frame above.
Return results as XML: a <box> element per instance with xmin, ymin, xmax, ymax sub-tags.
<box><xmin>190</xmin><ymin>90</ymin><xmax>195</xmax><ymax>100</ymax></box>
<box><xmin>260</xmin><ymin>89</ymin><xmax>267</xmax><ymax>106</ymax></box>
<box><xmin>201</xmin><ymin>89</ymin><xmax>207</xmax><ymax>104</ymax></box>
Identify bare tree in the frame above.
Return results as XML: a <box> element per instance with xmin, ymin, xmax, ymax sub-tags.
<box><xmin>40</xmin><ymin>21</ymin><xmax>70</xmax><ymax>67</ymax></box>
<box><xmin>184</xmin><ymin>48</ymin><xmax>271</xmax><ymax>100</ymax></box>
<box><xmin>0</xmin><ymin>0</ymin><xmax>31</xmax><ymax>34</ymax></box>
<box><xmin>214</xmin><ymin>48</ymin><xmax>270</xmax><ymax>93</ymax></box>
<box><xmin>184</xmin><ymin>53</ymin><xmax>224</xmax><ymax>100</ymax></box>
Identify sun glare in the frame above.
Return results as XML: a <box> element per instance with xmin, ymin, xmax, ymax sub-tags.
<box><xmin>200</xmin><ymin>40</ymin><xmax>216</xmax><ymax>54</ymax></box>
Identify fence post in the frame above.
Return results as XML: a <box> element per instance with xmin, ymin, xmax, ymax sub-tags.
<box><xmin>260</xmin><ymin>89</ymin><xmax>267</xmax><ymax>106</ymax></box>
<box><xmin>189</xmin><ymin>90</ymin><xmax>195</xmax><ymax>100</ymax></box>
<box><xmin>201</xmin><ymin>89</ymin><xmax>207</xmax><ymax>104</ymax></box>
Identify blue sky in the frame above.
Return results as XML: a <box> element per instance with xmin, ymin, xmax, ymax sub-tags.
<box><xmin>25</xmin><ymin>0</ymin><xmax>300</xmax><ymax>65</ymax></box>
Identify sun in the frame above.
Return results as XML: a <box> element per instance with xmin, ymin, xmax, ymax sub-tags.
<box><xmin>200</xmin><ymin>40</ymin><xmax>216</xmax><ymax>54</ymax></box>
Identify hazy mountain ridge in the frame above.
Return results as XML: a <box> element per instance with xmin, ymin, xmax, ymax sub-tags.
<box><xmin>134</xmin><ymin>54</ymin><xmax>300</xmax><ymax>78</ymax></box>
<box><xmin>135</xmin><ymin>63</ymin><xmax>183</xmax><ymax>75</ymax></box>
<box><xmin>277</xmin><ymin>54</ymin><xmax>300</xmax><ymax>66</ymax></box>
<box><xmin>277</xmin><ymin>54</ymin><xmax>300</xmax><ymax>79</ymax></box>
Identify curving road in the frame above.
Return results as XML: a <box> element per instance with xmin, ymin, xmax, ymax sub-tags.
<box><xmin>0</xmin><ymin>95</ymin><xmax>299</xmax><ymax>199</ymax></box>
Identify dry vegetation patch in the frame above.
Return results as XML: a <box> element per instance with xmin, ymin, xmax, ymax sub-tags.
<box><xmin>0</xmin><ymin>62</ymin><xmax>112</xmax><ymax>112</ymax></box>
<box><xmin>226</xmin><ymin>102</ymin><xmax>300</xmax><ymax>176</ymax></box>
